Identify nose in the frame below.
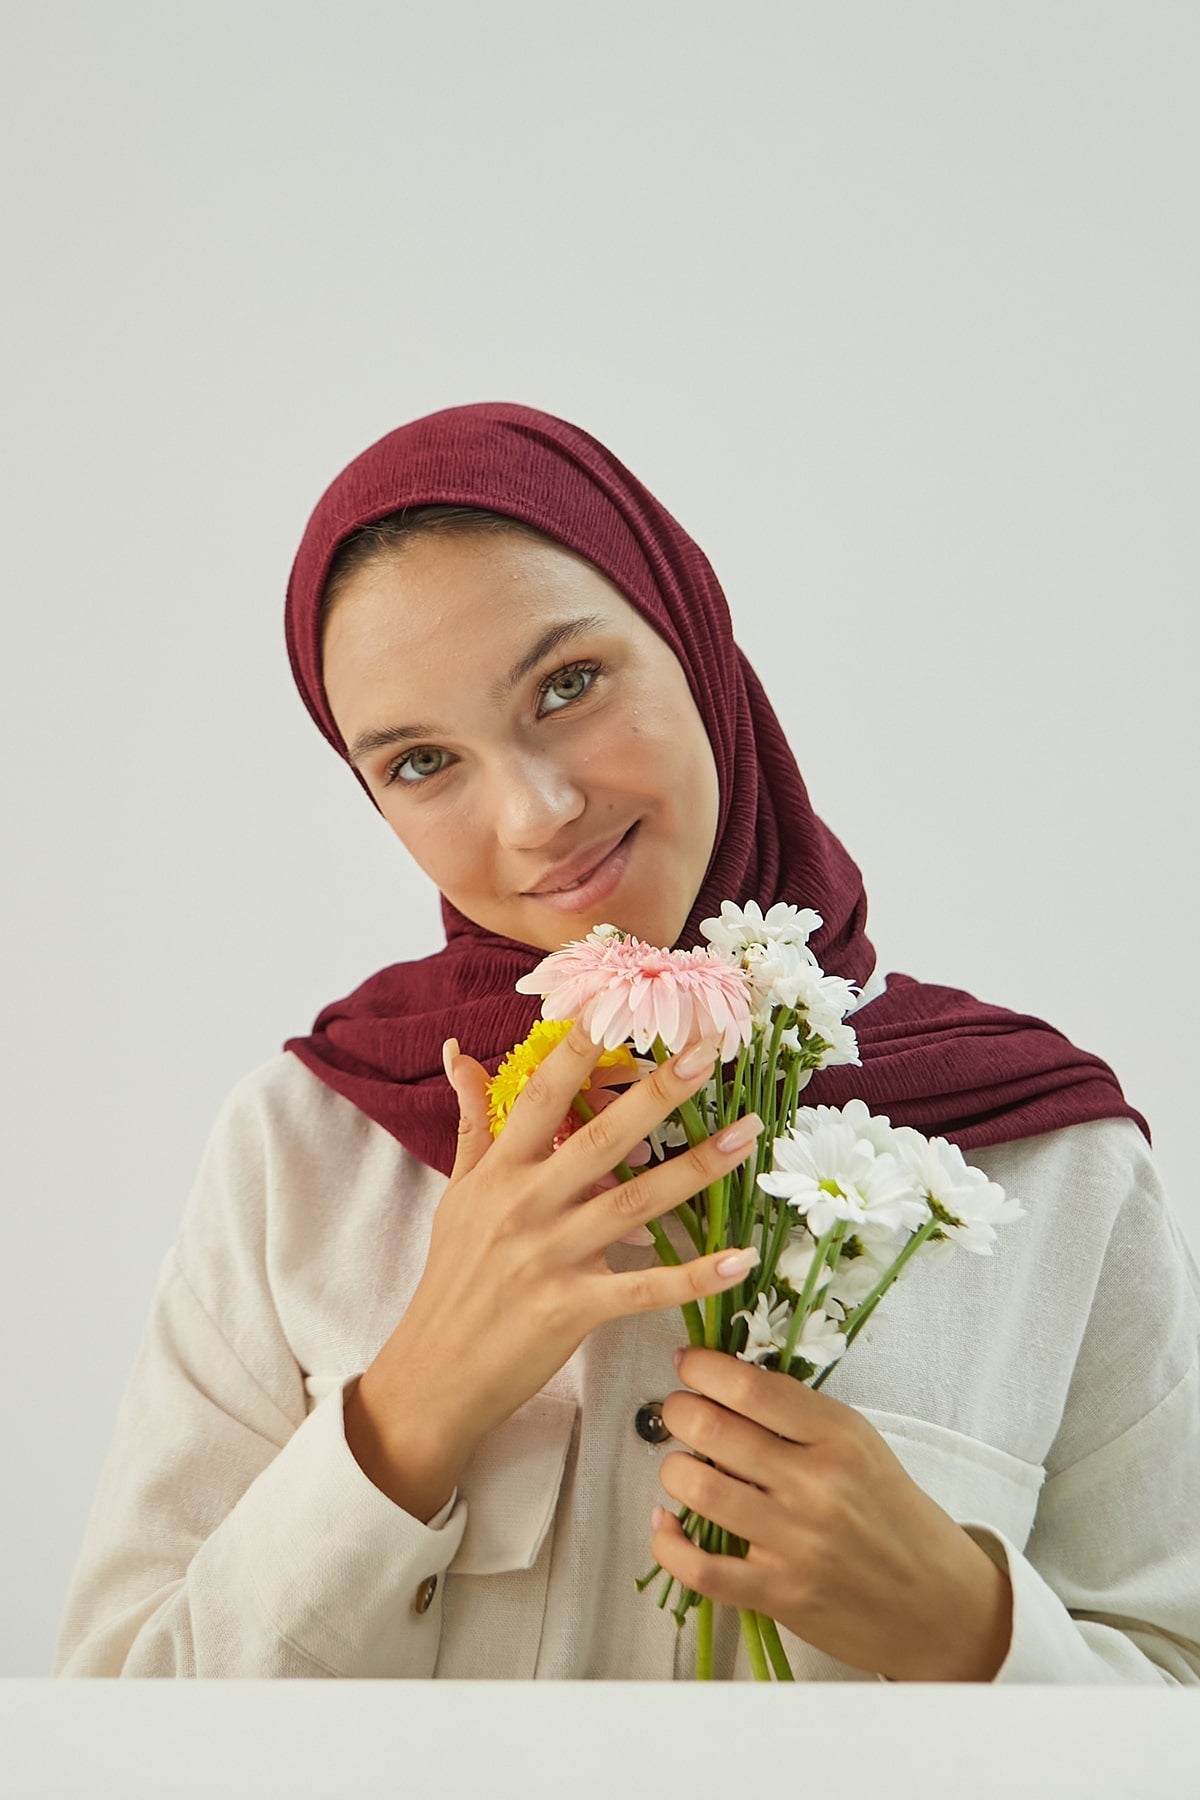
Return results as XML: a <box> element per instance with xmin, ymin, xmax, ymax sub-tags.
<box><xmin>490</xmin><ymin>749</ymin><xmax>586</xmax><ymax>853</ymax></box>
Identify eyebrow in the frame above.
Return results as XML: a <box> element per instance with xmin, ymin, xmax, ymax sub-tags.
<box><xmin>346</xmin><ymin>614</ymin><xmax>607</xmax><ymax>768</ymax></box>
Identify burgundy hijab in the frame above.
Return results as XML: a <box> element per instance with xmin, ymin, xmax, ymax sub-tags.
<box><xmin>282</xmin><ymin>401</ymin><xmax>1149</xmax><ymax>1174</ymax></box>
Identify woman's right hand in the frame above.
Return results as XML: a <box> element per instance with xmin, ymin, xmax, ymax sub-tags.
<box><xmin>352</xmin><ymin>1021</ymin><xmax>763</xmax><ymax>1511</ymax></box>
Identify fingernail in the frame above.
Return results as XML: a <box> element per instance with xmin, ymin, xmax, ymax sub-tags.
<box><xmin>716</xmin><ymin>1114</ymin><xmax>762</xmax><ymax>1153</ymax></box>
<box><xmin>672</xmin><ymin>1347</ymin><xmax>684</xmax><ymax>1371</ymax></box>
<box><xmin>651</xmin><ymin>1506</ymin><xmax>666</xmax><ymax>1530</ymax></box>
<box><xmin>716</xmin><ymin>1245</ymin><xmax>760</xmax><ymax>1278</ymax></box>
<box><xmin>442</xmin><ymin>1037</ymin><xmax>460</xmax><ymax>1080</ymax></box>
<box><xmin>675</xmin><ymin>1041</ymin><xmax>717</xmax><ymax>1080</ymax></box>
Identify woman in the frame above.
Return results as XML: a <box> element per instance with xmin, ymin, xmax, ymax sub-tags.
<box><xmin>53</xmin><ymin>402</ymin><xmax>1200</xmax><ymax>1681</ymax></box>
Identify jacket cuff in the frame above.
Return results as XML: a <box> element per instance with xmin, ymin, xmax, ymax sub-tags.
<box><xmin>960</xmin><ymin>1523</ymin><xmax>1124</xmax><ymax>1683</ymax></box>
<box><xmin>233</xmin><ymin>1374</ymin><xmax>468</xmax><ymax>1677</ymax></box>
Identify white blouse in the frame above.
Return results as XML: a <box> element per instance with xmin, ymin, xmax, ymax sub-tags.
<box><xmin>52</xmin><ymin>1048</ymin><xmax>1200</xmax><ymax>1680</ymax></box>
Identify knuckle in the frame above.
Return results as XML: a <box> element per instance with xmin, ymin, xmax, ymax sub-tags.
<box><xmin>688</xmin><ymin>1459</ymin><xmax>723</xmax><ymax>1513</ymax></box>
<box><xmin>657</xmin><ymin>1449</ymin><xmax>687</xmax><ymax>1495</ymax></box>
<box><xmin>686</xmin><ymin>1256</ymin><xmax>715</xmax><ymax>1298</ymax></box>
<box><xmin>623</xmin><ymin>1268</ymin><xmax>659</xmax><ymax>1310</ymax></box>
<box><xmin>517</xmin><ymin>1065</ymin><xmax>554</xmax><ymax>1112</ymax></box>
<box><xmin>699</xmin><ymin>1134</ymin><xmax>734</xmax><ymax>1179</ymax></box>
<box><xmin>605</xmin><ymin>1170</ymin><xmax>646</xmax><ymax>1218</ymax></box>
<box><xmin>726</xmin><ymin>1362</ymin><xmax>761</xmax><ymax>1415</ymax></box>
<box><xmin>580</xmin><ymin>1104</ymin><xmax>621</xmax><ymax>1161</ymax></box>
<box><xmin>697</xmin><ymin>1404</ymin><xmax>733</xmax><ymax>1460</ymax></box>
<box><xmin>560</xmin><ymin>1022</ymin><xmax>602</xmax><ymax>1073</ymax></box>
<box><xmin>643</xmin><ymin>1063</ymin><xmax>678</xmax><ymax>1111</ymax></box>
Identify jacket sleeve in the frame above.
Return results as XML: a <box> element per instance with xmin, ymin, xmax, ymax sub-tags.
<box><xmin>961</xmin><ymin>1137</ymin><xmax>1200</xmax><ymax>1684</ymax></box>
<box><xmin>52</xmin><ymin>1073</ymin><xmax>468</xmax><ymax>1679</ymax></box>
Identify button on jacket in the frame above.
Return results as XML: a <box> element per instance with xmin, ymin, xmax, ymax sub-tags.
<box><xmin>52</xmin><ymin>1052</ymin><xmax>1200</xmax><ymax>1681</ymax></box>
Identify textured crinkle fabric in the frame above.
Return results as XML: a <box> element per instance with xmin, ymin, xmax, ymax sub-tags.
<box><xmin>281</xmin><ymin>400</ymin><xmax>1148</xmax><ymax>1176</ymax></box>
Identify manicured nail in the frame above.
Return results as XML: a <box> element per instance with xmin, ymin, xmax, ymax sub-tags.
<box><xmin>715</xmin><ymin>1114</ymin><xmax>762</xmax><ymax>1153</ymax></box>
<box><xmin>716</xmin><ymin>1245</ymin><xmax>760</xmax><ymax>1278</ymax></box>
<box><xmin>675</xmin><ymin>1041</ymin><xmax>717</xmax><ymax>1081</ymax></box>
<box><xmin>442</xmin><ymin>1037</ymin><xmax>460</xmax><ymax>1080</ymax></box>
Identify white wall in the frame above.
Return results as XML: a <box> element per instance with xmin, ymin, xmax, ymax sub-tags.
<box><xmin>3</xmin><ymin>1</ymin><xmax>1196</xmax><ymax>1677</ymax></box>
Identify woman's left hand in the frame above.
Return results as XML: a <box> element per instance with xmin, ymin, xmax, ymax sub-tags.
<box><xmin>652</xmin><ymin>1346</ymin><xmax>1014</xmax><ymax>1682</ymax></box>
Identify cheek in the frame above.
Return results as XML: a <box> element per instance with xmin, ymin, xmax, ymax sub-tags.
<box><xmin>609</xmin><ymin>693</ymin><xmax>716</xmax><ymax>813</ymax></box>
<box><xmin>648</xmin><ymin>705</ymin><xmax>718</xmax><ymax>812</ymax></box>
<box><xmin>386</xmin><ymin>807</ymin><xmax>484</xmax><ymax>889</ymax></box>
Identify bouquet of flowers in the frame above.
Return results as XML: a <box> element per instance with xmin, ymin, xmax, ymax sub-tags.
<box><xmin>486</xmin><ymin>900</ymin><xmax>1025</xmax><ymax>1680</ymax></box>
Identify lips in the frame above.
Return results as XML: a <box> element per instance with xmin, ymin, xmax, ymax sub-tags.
<box><xmin>522</xmin><ymin>826</ymin><xmax>633</xmax><ymax>896</ymax></box>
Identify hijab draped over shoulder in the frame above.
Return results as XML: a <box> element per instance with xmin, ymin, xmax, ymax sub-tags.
<box><xmin>281</xmin><ymin>401</ymin><xmax>1149</xmax><ymax>1176</ymax></box>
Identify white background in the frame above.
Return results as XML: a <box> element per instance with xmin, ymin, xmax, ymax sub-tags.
<box><xmin>2</xmin><ymin>2</ymin><xmax>1196</xmax><ymax>1681</ymax></box>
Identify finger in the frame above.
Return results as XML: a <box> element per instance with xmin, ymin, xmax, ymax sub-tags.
<box><xmin>563</xmin><ymin>1112</ymin><xmax>764</xmax><ymax>1256</ymax></box>
<box><xmin>651</xmin><ymin>1508</ymin><xmax>772</xmax><ymax>1614</ymax></box>
<box><xmin>445</xmin><ymin>1039</ymin><xmax>494</xmax><ymax>1182</ymax></box>
<box><xmin>673</xmin><ymin>1344</ymin><xmax>853</xmax><ymax>1445</ymax></box>
<box><xmin>552</xmin><ymin>1038</ymin><xmax>722</xmax><ymax>1190</ymax></box>
<box><xmin>658</xmin><ymin>1391</ymin><xmax>789</xmax><ymax>1491</ymax></box>
<box><xmin>657</xmin><ymin>1450</ymin><xmax>771</xmax><ymax>1546</ymax></box>
<box><xmin>585</xmin><ymin>1234</ymin><xmax>763</xmax><ymax>1327</ymax></box>
<box><xmin>492</xmin><ymin>1019</ymin><xmax>609</xmax><ymax>1163</ymax></box>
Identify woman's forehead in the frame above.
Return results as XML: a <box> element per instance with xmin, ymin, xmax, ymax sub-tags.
<box><xmin>326</xmin><ymin>529</ymin><xmax>655</xmax><ymax>655</ymax></box>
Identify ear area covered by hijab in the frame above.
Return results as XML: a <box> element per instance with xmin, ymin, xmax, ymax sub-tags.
<box><xmin>281</xmin><ymin>401</ymin><xmax>1149</xmax><ymax>1178</ymax></box>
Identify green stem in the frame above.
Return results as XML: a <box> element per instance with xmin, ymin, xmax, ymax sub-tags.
<box><xmin>756</xmin><ymin>1613</ymin><xmax>795</xmax><ymax>1680</ymax></box>
<box><xmin>739</xmin><ymin>1608</ymin><xmax>770</xmax><ymax>1680</ymax></box>
<box><xmin>778</xmin><ymin>1219</ymin><xmax>849</xmax><ymax>1375</ymax></box>
<box><xmin>761</xmin><ymin>1008</ymin><xmax>791</xmax><ymax>1147</ymax></box>
<box><xmin>724</xmin><ymin>1042</ymin><xmax>750</xmax><ymax>1138</ymax></box>
<box><xmin>757</xmin><ymin>1182</ymin><xmax>797</xmax><ymax>1298</ymax></box>
<box><xmin>747</xmin><ymin>1041</ymin><xmax>810</xmax><ymax>1299</ymax></box>
<box><xmin>696</xmin><ymin>1596</ymin><xmax>714</xmax><ymax>1678</ymax></box>
<box><xmin>810</xmin><ymin>1214</ymin><xmax>942</xmax><ymax>1389</ymax></box>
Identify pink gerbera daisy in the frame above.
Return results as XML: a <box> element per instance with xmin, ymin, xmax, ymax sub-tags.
<box><xmin>515</xmin><ymin>930</ymin><xmax>754</xmax><ymax>1062</ymax></box>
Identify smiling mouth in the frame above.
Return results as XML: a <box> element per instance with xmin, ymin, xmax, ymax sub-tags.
<box><xmin>524</xmin><ymin>826</ymin><xmax>633</xmax><ymax>896</ymax></box>
<box><xmin>521</xmin><ymin>822</ymin><xmax>639</xmax><ymax>904</ymax></box>
<box><xmin>542</xmin><ymin>858</ymin><xmax>607</xmax><ymax>895</ymax></box>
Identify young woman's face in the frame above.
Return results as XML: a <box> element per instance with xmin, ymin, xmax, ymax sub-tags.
<box><xmin>320</xmin><ymin>530</ymin><xmax>721</xmax><ymax>953</ymax></box>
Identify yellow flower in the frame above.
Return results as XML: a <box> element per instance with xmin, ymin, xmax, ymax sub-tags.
<box><xmin>486</xmin><ymin>1019</ymin><xmax>637</xmax><ymax>1137</ymax></box>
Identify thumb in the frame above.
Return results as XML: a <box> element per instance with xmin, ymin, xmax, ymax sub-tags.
<box><xmin>444</xmin><ymin>1038</ymin><xmax>494</xmax><ymax>1181</ymax></box>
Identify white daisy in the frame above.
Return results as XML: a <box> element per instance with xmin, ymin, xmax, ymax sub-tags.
<box><xmin>791</xmin><ymin>1307</ymin><xmax>849</xmax><ymax>1370</ymax></box>
<box><xmin>731</xmin><ymin>1286</ymin><xmax>794</xmax><ymax>1365</ymax></box>
<box><xmin>757</xmin><ymin>1117</ymin><xmax>930</xmax><ymax>1239</ymax></box>
<box><xmin>890</xmin><ymin>1128</ymin><xmax>1025</xmax><ymax>1255</ymax></box>
<box><xmin>824</xmin><ymin>1233</ymin><xmax>902</xmax><ymax>1309</ymax></box>
<box><xmin>788</xmin><ymin>1098</ymin><xmax>899</xmax><ymax>1159</ymax></box>
<box><xmin>699</xmin><ymin>899</ymin><xmax>824</xmax><ymax>962</ymax></box>
<box><xmin>802</xmin><ymin>1010</ymin><xmax>863</xmax><ymax>1070</ymax></box>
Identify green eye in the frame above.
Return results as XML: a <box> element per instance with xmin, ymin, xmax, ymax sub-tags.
<box><xmin>538</xmin><ymin>661</ymin><xmax>601</xmax><ymax>713</ymax></box>
<box><xmin>391</xmin><ymin>746</ymin><xmax>450</xmax><ymax>784</ymax></box>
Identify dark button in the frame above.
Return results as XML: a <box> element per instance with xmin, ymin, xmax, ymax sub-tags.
<box><xmin>635</xmin><ymin>1401</ymin><xmax>672</xmax><ymax>1444</ymax></box>
<box><xmin>413</xmin><ymin>1574</ymin><xmax>438</xmax><ymax>1614</ymax></box>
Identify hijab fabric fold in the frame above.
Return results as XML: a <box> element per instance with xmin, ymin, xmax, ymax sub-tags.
<box><xmin>282</xmin><ymin>401</ymin><xmax>1149</xmax><ymax>1175</ymax></box>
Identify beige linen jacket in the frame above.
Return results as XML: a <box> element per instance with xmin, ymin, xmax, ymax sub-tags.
<box><xmin>53</xmin><ymin>1048</ymin><xmax>1200</xmax><ymax>1681</ymax></box>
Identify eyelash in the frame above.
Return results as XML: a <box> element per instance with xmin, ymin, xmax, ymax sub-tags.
<box><xmin>383</xmin><ymin>659</ymin><xmax>605</xmax><ymax>788</ymax></box>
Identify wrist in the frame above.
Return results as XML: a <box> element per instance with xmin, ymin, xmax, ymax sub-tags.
<box><xmin>890</xmin><ymin>1531</ymin><xmax>1014</xmax><ymax>1683</ymax></box>
<box><xmin>344</xmin><ymin>1368</ymin><xmax>472</xmax><ymax>1524</ymax></box>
